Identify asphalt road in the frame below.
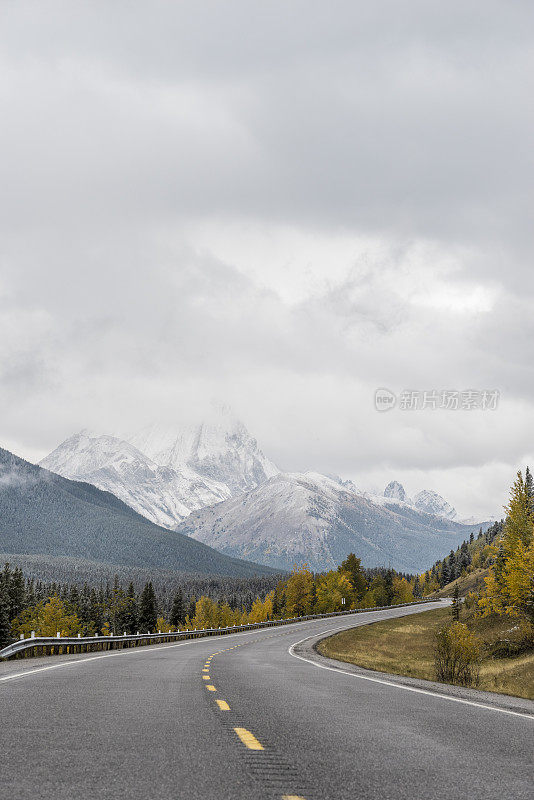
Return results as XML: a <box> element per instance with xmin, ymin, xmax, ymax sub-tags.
<box><xmin>1</xmin><ymin>601</ymin><xmax>532</xmax><ymax>799</ymax></box>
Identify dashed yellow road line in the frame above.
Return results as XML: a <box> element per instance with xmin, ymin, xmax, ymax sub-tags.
<box><xmin>216</xmin><ymin>699</ymin><xmax>230</xmax><ymax>711</ymax></box>
<box><xmin>233</xmin><ymin>727</ymin><xmax>264</xmax><ymax>750</ymax></box>
<box><xmin>282</xmin><ymin>796</ymin><xmax>307</xmax><ymax>799</ymax></box>
<box><xmin>202</xmin><ymin>668</ymin><xmax>209</xmax><ymax>672</ymax></box>
<box><xmin>206</xmin><ymin>684</ymin><xmax>217</xmax><ymax>691</ymax></box>
<box><xmin>202</xmin><ymin>675</ymin><xmax>210</xmax><ymax>680</ymax></box>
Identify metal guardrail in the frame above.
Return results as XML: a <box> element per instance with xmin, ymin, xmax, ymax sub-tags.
<box><xmin>0</xmin><ymin>599</ymin><xmax>438</xmax><ymax>660</ymax></box>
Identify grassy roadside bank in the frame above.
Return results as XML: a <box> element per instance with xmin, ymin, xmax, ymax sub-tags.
<box><xmin>317</xmin><ymin>608</ymin><xmax>534</xmax><ymax>700</ymax></box>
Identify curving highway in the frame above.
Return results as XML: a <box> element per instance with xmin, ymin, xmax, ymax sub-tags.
<box><xmin>1</xmin><ymin>601</ymin><xmax>532</xmax><ymax>799</ymax></box>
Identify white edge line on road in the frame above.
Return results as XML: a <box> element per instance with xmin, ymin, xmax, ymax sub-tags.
<box><xmin>288</xmin><ymin>632</ymin><xmax>534</xmax><ymax>722</ymax></box>
<box><xmin>0</xmin><ymin>604</ymin><xmax>441</xmax><ymax>686</ymax></box>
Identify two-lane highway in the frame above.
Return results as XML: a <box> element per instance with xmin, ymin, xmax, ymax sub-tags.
<box><xmin>1</xmin><ymin>602</ymin><xmax>532</xmax><ymax>799</ymax></box>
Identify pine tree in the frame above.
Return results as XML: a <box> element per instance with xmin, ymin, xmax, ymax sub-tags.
<box><xmin>503</xmin><ymin>471</ymin><xmax>532</xmax><ymax>554</ymax></box>
<box><xmin>89</xmin><ymin>588</ymin><xmax>104</xmax><ymax>634</ymax></box>
<box><xmin>338</xmin><ymin>553</ymin><xmax>367</xmax><ymax>599</ymax></box>
<box><xmin>188</xmin><ymin>598</ymin><xmax>196</xmax><ymax>621</ymax></box>
<box><xmin>480</xmin><ymin>470</ymin><xmax>534</xmax><ymax>621</ymax></box>
<box><xmin>0</xmin><ymin>583</ymin><xmax>11</xmax><ymax>649</ymax></box>
<box><xmin>139</xmin><ymin>582</ymin><xmax>157</xmax><ymax>632</ymax></box>
<box><xmin>170</xmin><ymin>588</ymin><xmax>185</xmax><ymax>628</ymax></box>
<box><xmin>123</xmin><ymin>583</ymin><xmax>138</xmax><ymax>634</ymax></box>
<box><xmin>109</xmin><ymin>575</ymin><xmax>126</xmax><ymax>635</ymax></box>
<box><xmin>384</xmin><ymin>570</ymin><xmax>394</xmax><ymax>605</ymax></box>
<box><xmin>9</xmin><ymin>567</ymin><xmax>25</xmax><ymax>620</ymax></box>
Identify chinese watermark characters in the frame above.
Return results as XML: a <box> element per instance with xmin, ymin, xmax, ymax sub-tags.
<box><xmin>374</xmin><ymin>388</ymin><xmax>499</xmax><ymax>412</ymax></box>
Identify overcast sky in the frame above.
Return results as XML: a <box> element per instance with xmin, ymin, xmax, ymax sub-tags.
<box><xmin>1</xmin><ymin>1</ymin><xmax>533</xmax><ymax>518</ymax></box>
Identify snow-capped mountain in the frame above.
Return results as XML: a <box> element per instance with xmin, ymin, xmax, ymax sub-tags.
<box><xmin>412</xmin><ymin>489</ymin><xmax>457</xmax><ymax>520</ymax></box>
<box><xmin>177</xmin><ymin>471</ymin><xmax>488</xmax><ymax>573</ymax></box>
<box><xmin>40</xmin><ymin>408</ymin><xmax>279</xmax><ymax>528</ymax></box>
<box><xmin>379</xmin><ymin>482</ymin><xmax>458</xmax><ymax>521</ymax></box>
<box><xmin>127</xmin><ymin>405</ymin><xmax>278</xmax><ymax>493</ymax></box>
<box><xmin>41</xmin><ymin>409</ymin><xmax>491</xmax><ymax>572</ymax></box>
<box><xmin>383</xmin><ymin>480</ymin><xmax>407</xmax><ymax>502</ymax></box>
<box><xmin>40</xmin><ymin>430</ymin><xmax>232</xmax><ymax>528</ymax></box>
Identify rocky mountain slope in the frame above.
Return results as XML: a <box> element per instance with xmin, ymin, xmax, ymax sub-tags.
<box><xmin>378</xmin><ymin>482</ymin><xmax>458</xmax><ymax>521</ymax></box>
<box><xmin>177</xmin><ymin>472</ymin><xmax>488</xmax><ymax>573</ymax></box>
<box><xmin>412</xmin><ymin>489</ymin><xmax>457</xmax><ymax>520</ymax></box>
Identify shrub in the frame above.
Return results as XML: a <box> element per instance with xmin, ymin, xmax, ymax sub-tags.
<box><xmin>434</xmin><ymin>622</ymin><xmax>481</xmax><ymax>687</ymax></box>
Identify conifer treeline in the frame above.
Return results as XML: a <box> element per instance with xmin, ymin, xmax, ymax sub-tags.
<box><xmin>419</xmin><ymin>520</ymin><xmax>503</xmax><ymax>593</ymax></box>
<box><xmin>0</xmin><ymin>558</ymin><xmax>417</xmax><ymax>648</ymax></box>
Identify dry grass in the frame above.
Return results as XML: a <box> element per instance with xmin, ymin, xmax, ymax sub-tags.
<box><xmin>317</xmin><ymin>608</ymin><xmax>534</xmax><ymax>700</ymax></box>
<box><xmin>430</xmin><ymin>568</ymin><xmax>489</xmax><ymax>598</ymax></box>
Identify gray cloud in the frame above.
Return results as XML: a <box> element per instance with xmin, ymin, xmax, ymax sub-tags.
<box><xmin>0</xmin><ymin>1</ymin><xmax>532</xmax><ymax>518</ymax></box>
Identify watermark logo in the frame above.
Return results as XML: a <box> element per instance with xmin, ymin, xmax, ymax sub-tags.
<box><xmin>374</xmin><ymin>388</ymin><xmax>397</xmax><ymax>412</ymax></box>
<box><xmin>374</xmin><ymin>389</ymin><xmax>500</xmax><ymax>411</ymax></box>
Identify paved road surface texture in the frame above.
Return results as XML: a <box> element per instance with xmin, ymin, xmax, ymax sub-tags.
<box><xmin>1</xmin><ymin>601</ymin><xmax>532</xmax><ymax>799</ymax></box>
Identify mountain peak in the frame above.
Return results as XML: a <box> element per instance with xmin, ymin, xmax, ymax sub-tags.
<box><xmin>127</xmin><ymin>410</ymin><xmax>278</xmax><ymax>493</ymax></box>
<box><xmin>412</xmin><ymin>489</ymin><xmax>457</xmax><ymax>520</ymax></box>
<box><xmin>40</xmin><ymin>409</ymin><xmax>279</xmax><ymax>528</ymax></box>
<box><xmin>383</xmin><ymin>480</ymin><xmax>407</xmax><ymax>502</ymax></box>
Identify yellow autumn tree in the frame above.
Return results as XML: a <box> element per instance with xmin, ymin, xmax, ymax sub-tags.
<box><xmin>248</xmin><ymin>592</ymin><xmax>274</xmax><ymax>623</ymax></box>
<box><xmin>12</xmin><ymin>596</ymin><xmax>81</xmax><ymax>638</ymax></box>
<box><xmin>284</xmin><ymin>564</ymin><xmax>315</xmax><ymax>617</ymax></box>
<box><xmin>218</xmin><ymin>603</ymin><xmax>241</xmax><ymax>628</ymax></box>
<box><xmin>392</xmin><ymin>576</ymin><xmax>414</xmax><ymax>604</ymax></box>
<box><xmin>480</xmin><ymin>470</ymin><xmax>534</xmax><ymax>621</ymax></box>
<box><xmin>192</xmin><ymin>596</ymin><xmax>220</xmax><ymax>629</ymax></box>
<box><xmin>315</xmin><ymin>571</ymin><xmax>353</xmax><ymax>613</ymax></box>
<box><xmin>499</xmin><ymin>538</ymin><xmax>534</xmax><ymax>620</ymax></box>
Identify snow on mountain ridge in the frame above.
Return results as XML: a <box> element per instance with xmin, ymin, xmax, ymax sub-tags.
<box><xmin>178</xmin><ymin>471</ymin><xmax>488</xmax><ymax>572</ymax></box>
<box><xmin>40</xmin><ymin>409</ymin><xmax>279</xmax><ymax>528</ymax></box>
<box><xmin>383</xmin><ymin>480</ymin><xmax>407</xmax><ymax>502</ymax></box>
<box><xmin>412</xmin><ymin>489</ymin><xmax>457</xmax><ymax>520</ymax></box>
<box><xmin>127</xmin><ymin>406</ymin><xmax>278</xmax><ymax>494</ymax></box>
<box><xmin>40</xmin><ymin>430</ymin><xmax>232</xmax><ymax>528</ymax></box>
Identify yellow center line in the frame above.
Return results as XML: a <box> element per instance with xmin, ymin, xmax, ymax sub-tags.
<box><xmin>216</xmin><ymin>699</ymin><xmax>230</xmax><ymax>711</ymax></box>
<box><xmin>202</xmin><ymin>668</ymin><xmax>209</xmax><ymax>672</ymax></box>
<box><xmin>202</xmin><ymin>675</ymin><xmax>210</xmax><ymax>680</ymax></box>
<box><xmin>233</xmin><ymin>727</ymin><xmax>264</xmax><ymax>750</ymax></box>
<box><xmin>206</xmin><ymin>684</ymin><xmax>217</xmax><ymax>691</ymax></box>
<box><xmin>282</xmin><ymin>796</ymin><xmax>307</xmax><ymax>800</ymax></box>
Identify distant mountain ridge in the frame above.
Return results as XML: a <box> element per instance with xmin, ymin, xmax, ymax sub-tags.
<box><xmin>379</xmin><ymin>482</ymin><xmax>461</xmax><ymax>522</ymax></box>
<box><xmin>0</xmin><ymin>446</ymin><xmax>278</xmax><ymax>577</ymax></box>
<box><xmin>178</xmin><ymin>471</ymin><xmax>491</xmax><ymax>573</ymax></box>
<box><xmin>41</xmin><ymin>406</ymin><xmax>278</xmax><ymax>528</ymax></box>
<box><xmin>39</xmin><ymin>409</ymin><xmax>493</xmax><ymax>573</ymax></box>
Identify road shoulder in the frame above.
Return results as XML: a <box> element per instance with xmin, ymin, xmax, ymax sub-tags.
<box><xmin>291</xmin><ymin>628</ymin><xmax>534</xmax><ymax>718</ymax></box>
